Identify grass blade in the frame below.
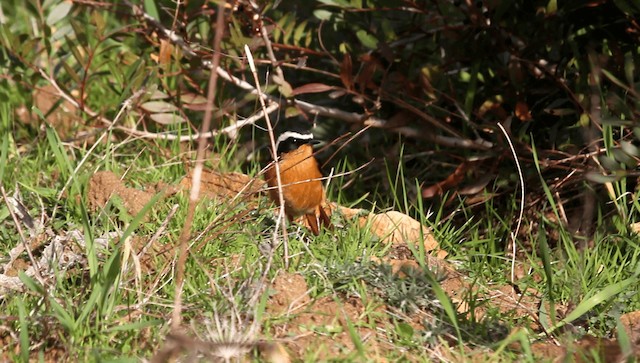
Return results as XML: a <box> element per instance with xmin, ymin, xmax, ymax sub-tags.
<box><xmin>17</xmin><ymin>299</ymin><xmax>29</xmax><ymax>363</ymax></box>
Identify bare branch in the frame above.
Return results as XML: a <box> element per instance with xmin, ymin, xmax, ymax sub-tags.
<box><xmin>125</xmin><ymin>1</ymin><xmax>493</xmax><ymax>151</ymax></box>
<box><xmin>171</xmin><ymin>0</ymin><xmax>226</xmax><ymax>331</ymax></box>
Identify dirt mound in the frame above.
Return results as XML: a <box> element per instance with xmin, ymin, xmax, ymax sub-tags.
<box><xmin>267</xmin><ymin>272</ymin><xmax>387</xmax><ymax>360</ymax></box>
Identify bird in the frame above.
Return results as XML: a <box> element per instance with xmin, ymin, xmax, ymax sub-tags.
<box><xmin>264</xmin><ymin>130</ymin><xmax>332</xmax><ymax>235</ymax></box>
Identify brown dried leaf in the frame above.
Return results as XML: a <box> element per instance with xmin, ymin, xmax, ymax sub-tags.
<box><xmin>340</xmin><ymin>53</ymin><xmax>353</xmax><ymax>90</ymax></box>
<box><xmin>368</xmin><ymin>211</ymin><xmax>439</xmax><ymax>250</ymax></box>
<box><xmin>458</xmin><ymin>173</ymin><xmax>495</xmax><ymax>195</ymax></box>
<box><xmin>291</xmin><ymin>83</ymin><xmax>335</xmax><ymax>96</ymax></box>
<box><xmin>158</xmin><ymin>39</ymin><xmax>174</xmax><ymax>65</ymax></box>
<box><xmin>332</xmin><ymin>204</ymin><xmax>439</xmax><ymax>252</ymax></box>
<box><xmin>515</xmin><ymin>101</ymin><xmax>533</xmax><ymax>121</ymax></box>
<box><xmin>422</xmin><ymin>162</ymin><xmax>468</xmax><ymax>198</ymax></box>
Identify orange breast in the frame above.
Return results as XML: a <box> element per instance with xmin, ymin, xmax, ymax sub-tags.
<box><xmin>265</xmin><ymin>145</ymin><xmax>324</xmax><ymax>217</ymax></box>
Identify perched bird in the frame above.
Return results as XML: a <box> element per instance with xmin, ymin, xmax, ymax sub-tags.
<box><xmin>264</xmin><ymin>131</ymin><xmax>331</xmax><ymax>235</ymax></box>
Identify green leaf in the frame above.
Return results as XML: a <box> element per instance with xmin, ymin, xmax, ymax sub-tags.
<box><xmin>0</xmin><ymin>104</ymin><xmax>9</xmax><ymax>183</ymax></box>
<box><xmin>621</xmin><ymin>140</ymin><xmax>640</xmax><ymax>157</ymax></box>
<box><xmin>585</xmin><ymin>171</ymin><xmax>620</xmax><ymax>184</ymax></box>
<box><xmin>149</xmin><ymin>113</ymin><xmax>187</xmax><ymax>125</ymax></box>
<box><xmin>612</xmin><ymin>148</ymin><xmax>636</xmax><ymax>168</ymax></box>
<box><xmin>140</xmin><ymin>101</ymin><xmax>179</xmax><ymax>113</ymax></box>
<box><xmin>317</xmin><ymin>0</ymin><xmax>353</xmax><ymax>7</ymax></box>
<box><xmin>67</xmin><ymin>41</ymin><xmax>87</xmax><ymax>66</ymax></box>
<box><xmin>49</xmin><ymin>297</ymin><xmax>76</xmax><ymax>332</ymax></box>
<box><xmin>99</xmin><ymin>191</ymin><xmax>165</xmax><ymax>318</ymax></box>
<box><xmin>76</xmin><ymin>286</ymin><xmax>102</xmax><ymax>327</ymax></box>
<box><xmin>538</xmin><ymin>225</ymin><xmax>556</xmax><ymax>328</ymax></box>
<box><xmin>356</xmin><ymin>29</ymin><xmax>378</xmax><ymax>49</ymax></box>
<box><xmin>492</xmin><ymin>328</ymin><xmax>534</xmax><ymax>362</ymax></box>
<box><xmin>18</xmin><ymin>271</ymin><xmax>45</xmax><ymax>295</ymax></box>
<box><xmin>396</xmin><ymin>322</ymin><xmax>414</xmax><ymax>339</ymax></box>
<box><xmin>599</xmin><ymin>154</ymin><xmax>621</xmax><ymax>171</ymax></box>
<box><xmin>547</xmin><ymin>277</ymin><xmax>639</xmax><ymax>334</ymax></box>
<box><xmin>45</xmin><ymin>125</ymin><xmax>74</xmax><ymax>182</ymax></box>
<box><xmin>105</xmin><ymin>319</ymin><xmax>163</xmax><ymax>332</ymax></box>
<box><xmin>61</xmin><ymin>59</ymin><xmax>82</xmax><ymax>85</ymax></box>
<box><xmin>343</xmin><ymin>314</ymin><xmax>365</xmax><ymax>354</ymax></box>
<box><xmin>92</xmin><ymin>11</ymin><xmax>106</xmax><ymax>36</ymax></box>
<box><xmin>313</xmin><ymin>10</ymin><xmax>333</xmax><ymax>21</ymax></box>
<box><xmin>424</xmin><ymin>268</ymin><xmax>462</xmax><ymax>344</ymax></box>
<box><xmin>144</xmin><ymin>0</ymin><xmax>160</xmax><ymax>21</ymax></box>
<box><xmin>69</xmin><ymin>19</ymin><xmax>88</xmax><ymax>47</ymax></box>
<box><xmin>46</xmin><ymin>2</ymin><xmax>73</xmax><ymax>26</ymax></box>
<box><xmin>293</xmin><ymin>20</ymin><xmax>308</xmax><ymax>46</ymax></box>
<box><xmin>17</xmin><ymin>299</ymin><xmax>30</xmax><ymax>363</ymax></box>
<box><xmin>538</xmin><ymin>225</ymin><xmax>554</xmax><ymax>300</ymax></box>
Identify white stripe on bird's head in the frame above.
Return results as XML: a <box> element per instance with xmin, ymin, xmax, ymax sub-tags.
<box><xmin>275</xmin><ymin>131</ymin><xmax>314</xmax><ymax>152</ymax></box>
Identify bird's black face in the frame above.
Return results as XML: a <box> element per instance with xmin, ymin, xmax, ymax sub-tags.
<box><xmin>275</xmin><ymin>131</ymin><xmax>315</xmax><ymax>155</ymax></box>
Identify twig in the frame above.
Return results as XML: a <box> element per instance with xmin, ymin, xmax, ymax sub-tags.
<box><xmin>259</xmin><ymin>23</ymin><xmax>287</xmax><ymax>89</ymax></box>
<box><xmin>171</xmin><ymin>1</ymin><xmax>226</xmax><ymax>331</ymax></box>
<box><xmin>123</xmin><ymin>2</ymin><xmax>492</xmax><ymax>151</ymax></box>
<box><xmin>111</xmin><ymin>103</ymin><xmax>280</xmax><ymax>141</ymax></box>
<box><xmin>262</xmin><ymin>159</ymin><xmax>373</xmax><ymax>193</ymax></box>
<box><xmin>497</xmin><ymin>122</ymin><xmax>524</xmax><ymax>284</ymax></box>
<box><xmin>244</xmin><ymin>44</ymin><xmax>289</xmax><ymax>270</ymax></box>
<box><xmin>1</xmin><ymin>186</ymin><xmax>47</xmax><ymax>287</ymax></box>
<box><xmin>124</xmin><ymin>0</ymin><xmax>197</xmax><ymax>58</ymax></box>
<box><xmin>138</xmin><ymin>203</ymin><xmax>180</xmax><ymax>260</ymax></box>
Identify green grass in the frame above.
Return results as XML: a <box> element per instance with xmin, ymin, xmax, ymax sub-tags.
<box><xmin>2</xmin><ymin>83</ymin><xmax>640</xmax><ymax>361</ymax></box>
<box><xmin>2</xmin><ymin>1</ymin><xmax>640</xmax><ymax>361</ymax></box>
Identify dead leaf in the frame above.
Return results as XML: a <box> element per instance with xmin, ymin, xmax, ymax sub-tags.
<box><xmin>332</xmin><ymin>204</ymin><xmax>440</xmax><ymax>253</ymax></box>
<box><xmin>422</xmin><ymin>162</ymin><xmax>468</xmax><ymax>198</ymax></box>
<box><xmin>340</xmin><ymin>53</ymin><xmax>353</xmax><ymax>91</ymax></box>
<box><xmin>368</xmin><ymin>211</ymin><xmax>438</xmax><ymax>249</ymax></box>
<box><xmin>158</xmin><ymin>39</ymin><xmax>174</xmax><ymax>65</ymax></box>
<box><xmin>291</xmin><ymin>83</ymin><xmax>335</xmax><ymax>96</ymax></box>
<box><xmin>458</xmin><ymin>173</ymin><xmax>495</xmax><ymax>195</ymax></box>
<box><xmin>515</xmin><ymin>101</ymin><xmax>533</xmax><ymax>121</ymax></box>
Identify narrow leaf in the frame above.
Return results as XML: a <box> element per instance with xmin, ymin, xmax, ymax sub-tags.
<box><xmin>46</xmin><ymin>2</ymin><xmax>73</xmax><ymax>26</ymax></box>
<box><xmin>17</xmin><ymin>299</ymin><xmax>29</xmax><ymax>363</ymax></box>
<box><xmin>585</xmin><ymin>171</ymin><xmax>620</xmax><ymax>184</ymax></box>
<box><xmin>140</xmin><ymin>101</ymin><xmax>179</xmax><ymax>113</ymax></box>
<box><xmin>356</xmin><ymin>29</ymin><xmax>378</xmax><ymax>49</ymax></box>
<box><xmin>291</xmin><ymin>83</ymin><xmax>334</xmax><ymax>96</ymax></box>
<box><xmin>149</xmin><ymin>113</ymin><xmax>186</xmax><ymax>125</ymax></box>
<box><xmin>144</xmin><ymin>0</ymin><xmax>160</xmax><ymax>20</ymax></box>
<box><xmin>340</xmin><ymin>53</ymin><xmax>353</xmax><ymax>90</ymax></box>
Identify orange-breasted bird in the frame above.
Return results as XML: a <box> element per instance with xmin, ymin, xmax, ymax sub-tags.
<box><xmin>264</xmin><ymin>131</ymin><xmax>331</xmax><ymax>235</ymax></box>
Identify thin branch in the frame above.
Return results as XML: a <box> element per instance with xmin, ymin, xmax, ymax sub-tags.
<box><xmin>1</xmin><ymin>187</ymin><xmax>47</xmax><ymax>287</ymax></box>
<box><xmin>171</xmin><ymin>1</ymin><xmax>226</xmax><ymax>331</ymax></box>
<box><xmin>111</xmin><ymin>103</ymin><xmax>280</xmax><ymax>141</ymax></box>
<box><xmin>245</xmin><ymin>44</ymin><xmax>289</xmax><ymax>271</ymax></box>
<box><xmin>259</xmin><ymin>24</ymin><xmax>287</xmax><ymax>89</ymax></box>
<box><xmin>497</xmin><ymin>122</ymin><xmax>524</xmax><ymax>284</ymax></box>
<box><xmin>124</xmin><ymin>2</ymin><xmax>492</xmax><ymax>151</ymax></box>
